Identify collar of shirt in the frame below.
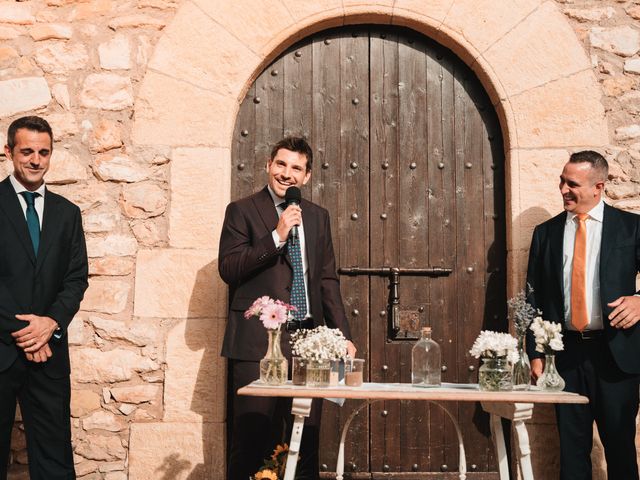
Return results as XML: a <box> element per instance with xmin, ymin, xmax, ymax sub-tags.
<box><xmin>565</xmin><ymin>198</ymin><xmax>604</xmax><ymax>226</ymax></box>
<box><xmin>267</xmin><ymin>185</ymin><xmax>284</xmax><ymax>209</ymax></box>
<box><xmin>9</xmin><ymin>174</ymin><xmax>46</xmax><ymax>198</ymax></box>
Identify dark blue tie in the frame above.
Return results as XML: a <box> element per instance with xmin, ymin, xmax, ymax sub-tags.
<box><xmin>20</xmin><ymin>191</ymin><xmax>40</xmax><ymax>255</ymax></box>
<box><xmin>278</xmin><ymin>202</ymin><xmax>308</xmax><ymax>320</ymax></box>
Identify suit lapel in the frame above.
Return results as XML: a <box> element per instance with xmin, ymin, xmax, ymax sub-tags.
<box><xmin>35</xmin><ymin>188</ymin><xmax>60</xmax><ymax>275</ymax></box>
<box><xmin>253</xmin><ymin>187</ymin><xmax>279</xmax><ymax>233</ymax></box>
<box><xmin>301</xmin><ymin>199</ymin><xmax>317</xmax><ymax>279</ymax></box>
<box><xmin>549</xmin><ymin>212</ymin><xmax>566</xmax><ymax>295</ymax></box>
<box><xmin>0</xmin><ymin>177</ymin><xmax>36</xmax><ymax>264</ymax></box>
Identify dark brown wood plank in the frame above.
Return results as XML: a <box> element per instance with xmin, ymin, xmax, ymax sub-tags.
<box><xmin>232</xmin><ymin>82</ymin><xmax>257</xmax><ymax>199</ymax></box>
<box><xmin>254</xmin><ymin>56</ymin><xmax>285</xmax><ymax>185</ymax></box>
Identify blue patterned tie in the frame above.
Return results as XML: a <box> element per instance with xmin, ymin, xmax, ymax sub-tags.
<box><xmin>20</xmin><ymin>192</ymin><xmax>40</xmax><ymax>255</ymax></box>
<box><xmin>287</xmin><ymin>235</ymin><xmax>308</xmax><ymax>321</ymax></box>
<box><xmin>278</xmin><ymin>202</ymin><xmax>308</xmax><ymax>321</ymax></box>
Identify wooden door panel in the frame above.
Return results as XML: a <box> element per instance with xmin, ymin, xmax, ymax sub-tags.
<box><xmin>231</xmin><ymin>25</ymin><xmax>506</xmax><ymax>478</ymax></box>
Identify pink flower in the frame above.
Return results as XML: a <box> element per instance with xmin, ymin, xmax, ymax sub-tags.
<box><xmin>244</xmin><ymin>296</ymin><xmax>273</xmax><ymax>319</ymax></box>
<box><xmin>260</xmin><ymin>303</ymin><xmax>288</xmax><ymax>329</ymax></box>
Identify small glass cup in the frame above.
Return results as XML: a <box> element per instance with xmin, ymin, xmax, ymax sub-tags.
<box><xmin>291</xmin><ymin>356</ymin><xmax>307</xmax><ymax>386</ymax></box>
<box><xmin>329</xmin><ymin>359</ymin><xmax>341</xmax><ymax>386</ymax></box>
<box><xmin>344</xmin><ymin>358</ymin><xmax>364</xmax><ymax>387</ymax></box>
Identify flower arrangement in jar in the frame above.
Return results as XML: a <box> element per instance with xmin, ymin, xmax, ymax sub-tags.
<box><xmin>469</xmin><ymin>331</ymin><xmax>519</xmax><ymax>391</ymax></box>
<box><xmin>291</xmin><ymin>325</ymin><xmax>348</xmax><ymax>387</ymax></box>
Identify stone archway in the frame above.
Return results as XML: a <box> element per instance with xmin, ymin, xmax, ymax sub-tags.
<box><xmin>128</xmin><ymin>1</ymin><xmax>609</xmax><ymax>478</ymax></box>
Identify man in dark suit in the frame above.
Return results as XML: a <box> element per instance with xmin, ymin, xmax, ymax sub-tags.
<box><xmin>0</xmin><ymin>116</ymin><xmax>88</xmax><ymax>480</ymax></box>
<box><xmin>526</xmin><ymin>150</ymin><xmax>640</xmax><ymax>480</ymax></box>
<box><xmin>219</xmin><ymin>137</ymin><xmax>356</xmax><ymax>480</ymax></box>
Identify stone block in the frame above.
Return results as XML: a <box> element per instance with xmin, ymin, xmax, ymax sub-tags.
<box><xmin>483</xmin><ymin>1</ymin><xmax>590</xmax><ymax>97</ymax></box>
<box><xmin>392</xmin><ymin>0</ymin><xmax>454</xmax><ymax>25</ymax></box>
<box><xmin>47</xmin><ymin>112</ymin><xmax>78</xmax><ymax>139</ymax></box>
<box><xmin>564</xmin><ymin>7</ymin><xmax>615</xmax><ymax>23</ymax></box>
<box><xmin>74</xmin><ymin>434</ymin><xmax>127</xmax><ymax>461</ymax></box>
<box><xmin>169</xmin><ymin>147</ymin><xmax>230</xmax><ymax>249</ymax></box>
<box><xmin>133</xmin><ymin>249</ymin><xmax>226</xmax><ymax>318</ymax></box>
<box><xmin>29</xmin><ymin>23</ymin><xmax>73</xmax><ymax>41</ymax></box>
<box><xmin>82</xmin><ymin>410</ymin><xmax>123</xmax><ymax>432</ymax></box>
<box><xmin>283</xmin><ymin>0</ymin><xmax>343</xmax><ymax>22</ymax></box>
<box><xmin>148</xmin><ymin>1</ymin><xmax>259</xmax><ymax>96</ymax></box>
<box><xmin>47</xmin><ymin>149</ymin><xmax>89</xmax><ymax>185</ymax></box>
<box><xmin>164</xmin><ymin>319</ymin><xmax>225</xmax><ymax>423</ymax></box>
<box><xmin>443</xmin><ymin>0</ymin><xmax>539</xmax><ymax>55</ymax></box>
<box><xmin>128</xmin><ymin>422</ymin><xmax>225</xmax><ymax>480</ymax></box>
<box><xmin>192</xmin><ymin>0</ymin><xmax>292</xmax><ymax>56</ymax></box>
<box><xmin>81</xmin><ymin>278</ymin><xmax>130</xmax><ymax>314</ymax></box>
<box><xmin>51</xmin><ymin>83</ymin><xmax>70</xmax><ymax>110</ymax></box>
<box><xmin>512</xmin><ymin>148</ymin><xmax>567</xmax><ymax>250</ymax></box>
<box><xmin>80</xmin><ymin>74</ymin><xmax>133</xmax><ymax>111</ymax></box>
<box><xmin>86</xmin><ymin>234</ymin><xmax>137</xmax><ymax>258</ymax></box>
<box><xmin>67</xmin><ymin>315</ymin><xmax>88</xmax><ymax>346</ymax></box>
<box><xmin>510</xmin><ymin>70</ymin><xmax>608</xmax><ymax>149</ymax></box>
<box><xmin>71</xmin><ymin>389</ymin><xmax>102</xmax><ymax>418</ymax></box>
<box><xmin>0</xmin><ymin>25</ymin><xmax>23</xmax><ymax>40</ymax></box>
<box><xmin>71</xmin><ymin>348</ymin><xmax>159</xmax><ymax>383</ymax></box>
<box><xmin>34</xmin><ymin>41</ymin><xmax>88</xmax><ymax>74</ymax></box>
<box><xmin>0</xmin><ymin>77</ymin><xmax>50</xmax><ymax>118</ymax></box>
<box><xmin>88</xmin><ymin>119</ymin><xmax>122</xmax><ymax>154</ymax></box>
<box><xmin>110</xmin><ymin>384</ymin><xmax>161</xmax><ymax>404</ymax></box>
<box><xmin>92</xmin><ymin>153</ymin><xmax>149</xmax><ymax>183</ymax></box>
<box><xmin>0</xmin><ymin>2</ymin><xmax>35</xmax><ymax>24</ymax></box>
<box><xmin>83</xmin><ymin>212</ymin><xmax>120</xmax><ymax>234</ymax></box>
<box><xmin>590</xmin><ymin>26</ymin><xmax>640</xmax><ymax>57</ymax></box>
<box><xmin>131</xmin><ymin>220</ymin><xmax>166</xmax><ymax>247</ymax></box>
<box><xmin>89</xmin><ymin>316</ymin><xmax>158</xmax><ymax>347</ymax></box>
<box><xmin>132</xmin><ymin>71</ymin><xmax>235</xmax><ymax>148</ymax></box>
<box><xmin>121</xmin><ymin>182</ymin><xmax>167</xmax><ymax>219</ymax></box>
<box><xmin>98</xmin><ymin>33</ymin><xmax>131</xmax><ymax>70</ymax></box>
<box><xmin>108</xmin><ymin>13</ymin><xmax>166</xmax><ymax>30</ymax></box>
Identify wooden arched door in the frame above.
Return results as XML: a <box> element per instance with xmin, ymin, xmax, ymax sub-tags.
<box><xmin>232</xmin><ymin>25</ymin><xmax>506</xmax><ymax>479</ymax></box>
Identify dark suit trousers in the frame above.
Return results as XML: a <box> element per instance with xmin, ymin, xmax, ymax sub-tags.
<box><xmin>227</xmin><ymin>360</ymin><xmax>322</xmax><ymax>480</ymax></box>
<box><xmin>0</xmin><ymin>355</ymin><xmax>74</xmax><ymax>480</ymax></box>
<box><xmin>556</xmin><ymin>335</ymin><xmax>639</xmax><ymax>480</ymax></box>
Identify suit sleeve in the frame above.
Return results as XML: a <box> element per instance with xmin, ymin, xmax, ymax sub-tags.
<box><xmin>318</xmin><ymin>213</ymin><xmax>352</xmax><ymax>340</ymax></box>
<box><xmin>45</xmin><ymin>205</ymin><xmax>88</xmax><ymax>332</ymax></box>
<box><xmin>525</xmin><ymin>225</ymin><xmax>544</xmax><ymax>361</ymax></box>
<box><xmin>218</xmin><ymin>202</ymin><xmax>281</xmax><ymax>286</ymax></box>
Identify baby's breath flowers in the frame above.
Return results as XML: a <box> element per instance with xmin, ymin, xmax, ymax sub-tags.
<box><xmin>530</xmin><ymin>317</ymin><xmax>564</xmax><ymax>354</ymax></box>
<box><xmin>291</xmin><ymin>325</ymin><xmax>348</xmax><ymax>361</ymax></box>
<box><xmin>469</xmin><ymin>330</ymin><xmax>519</xmax><ymax>364</ymax></box>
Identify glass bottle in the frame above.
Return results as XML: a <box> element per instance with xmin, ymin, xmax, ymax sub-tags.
<box><xmin>411</xmin><ymin>327</ymin><xmax>442</xmax><ymax>387</ymax></box>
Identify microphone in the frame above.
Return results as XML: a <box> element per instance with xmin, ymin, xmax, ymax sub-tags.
<box><xmin>285</xmin><ymin>186</ymin><xmax>302</xmax><ymax>239</ymax></box>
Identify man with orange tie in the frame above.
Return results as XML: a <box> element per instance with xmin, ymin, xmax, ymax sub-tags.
<box><xmin>526</xmin><ymin>150</ymin><xmax>640</xmax><ymax>480</ymax></box>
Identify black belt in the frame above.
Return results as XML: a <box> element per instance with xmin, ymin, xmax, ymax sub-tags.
<box><xmin>564</xmin><ymin>330</ymin><xmax>604</xmax><ymax>341</ymax></box>
<box><xmin>286</xmin><ymin>317</ymin><xmax>314</xmax><ymax>332</ymax></box>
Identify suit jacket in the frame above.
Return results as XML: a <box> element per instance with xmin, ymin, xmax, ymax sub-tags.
<box><xmin>526</xmin><ymin>203</ymin><xmax>640</xmax><ymax>374</ymax></box>
<box><xmin>219</xmin><ymin>187</ymin><xmax>351</xmax><ymax>361</ymax></box>
<box><xmin>0</xmin><ymin>176</ymin><xmax>88</xmax><ymax>378</ymax></box>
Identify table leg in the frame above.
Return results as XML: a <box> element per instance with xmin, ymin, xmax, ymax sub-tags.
<box><xmin>481</xmin><ymin>402</ymin><xmax>534</xmax><ymax>480</ymax></box>
<box><xmin>284</xmin><ymin>398</ymin><xmax>313</xmax><ymax>480</ymax></box>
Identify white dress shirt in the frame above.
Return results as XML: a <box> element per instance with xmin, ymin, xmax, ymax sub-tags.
<box><xmin>268</xmin><ymin>186</ymin><xmax>311</xmax><ymax>318</ymax></box>
<box><xmin>563</xmin><ymin>199</ymin><xmax>604</xmax><ymax>331</ymax></box>
<box><xmin>10</xmin><ymin>174</ymin><xmax>45</xmax><ymax>228</ymax></box>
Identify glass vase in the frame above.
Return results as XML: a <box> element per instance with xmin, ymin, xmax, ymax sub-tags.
<box><xmin>512</xmin><ymin>336</ymin><xmax>531</xmax><ymax>391</ymax></box>
<box><xmin>291</xmin><ymin>356</ymin><xmax>307</xmax><ymax>386</ymax></box>
<box><xmin>305</xmin><ymin>359</ymin><xmax>331</xmax><ymax>387</ymax></box>
<box><xmin>536</xmin><ymin>354</ymin><xmax>565</xmax><ymax>391</ymax></box>
<box><xmin>259</xmin><ymin>327</ymin><xmax>287</xmax><ymax>385</ymax></box>
<box><xmin>478</xmin><ymin>357</ymin><xmax>513</xmax><ymax>391</ymax></box>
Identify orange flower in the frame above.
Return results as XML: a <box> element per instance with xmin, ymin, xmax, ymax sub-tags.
<box><xmin>255</xmin><ymin>469</ymin><xmax>278</xmax><ymax>480</ymax></box>
<box><xmin>271</xmin><ymin>443</ymin><xmax>289</xmax><ymax>461</ymax></box>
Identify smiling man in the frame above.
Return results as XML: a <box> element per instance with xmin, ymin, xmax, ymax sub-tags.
<box><xmin>0</xmin><ymin>116</ymin><xmax>88</xmax><ymax>480</ymax></box>
<box><xmin>526</xmin><ymin>150</ymin><xmax>640</xmax><ymax>480</ymax></box>
<box><xmin>219</xmin><ymin>137</ymin><xmax>356</xmax><ymax>479</ymax></box>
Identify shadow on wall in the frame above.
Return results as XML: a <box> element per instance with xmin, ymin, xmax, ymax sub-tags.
<box><xmin>157</xmin><ymin>258</ymin><xmax>225</xmax><ymax>480</ymax></box>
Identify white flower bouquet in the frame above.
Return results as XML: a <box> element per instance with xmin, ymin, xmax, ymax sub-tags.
<box><xmin>244</xmin><ymin>296</ymin><xmax>296</xmax><ymax>329</ymax></box>
<box><xmin>529</xmin><ymin>317</ymin><xmax>564</xmax><ymax>354</ymax></box>
<box><xmin>291</xmin><ymin>325</ymin><xmax>348</xmax><ymax>361</ymax></box>
<box><xmin>469</xmin><ymin>330</ymin><xmax>519</xmax><ymax>363</ymax></box>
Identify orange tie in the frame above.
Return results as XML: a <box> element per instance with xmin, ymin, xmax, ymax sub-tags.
<box><xmin>571</xmin><ymin>213</ymin><xmax>589</xmax><ymax>331</ymax></box>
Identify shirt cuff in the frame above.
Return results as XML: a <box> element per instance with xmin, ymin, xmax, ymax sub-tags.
<box><xmin>272</xmin><ymin>230</ymin><xmax>286</xmax><ymax>249</ymax></box>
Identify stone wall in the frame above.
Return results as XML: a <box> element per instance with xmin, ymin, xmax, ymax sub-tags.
<box><xmin>0</xmin><ymin>0</ymin><xmax>637</xmax><ymax>479</ymax></box>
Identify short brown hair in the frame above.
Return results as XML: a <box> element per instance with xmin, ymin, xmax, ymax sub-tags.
<box><xmin>270</xmin><ymin>137</ymin><xmax>313</xmax><ymax>171</ymax></box>
<box><xmin>569</xmin><ymin>150</ymin><xmax>608</xmax><ymax>183</ymax></box>
<box><xmin>7</xmin><ymin>116</ymin><xmax>53</xmax><ymax>152</ymax></box>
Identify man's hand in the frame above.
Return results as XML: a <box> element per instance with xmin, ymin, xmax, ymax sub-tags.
<box><xmin>25</xmin><ymin>344</ymin><xmax>53</xmax><ymax>363</ymax></box>
<box><xmin>346</xmin><ymin>341</ymin><xmax>357</xmax><ymax>358</ymax></box>
<box><xmin>531</xmin><ymin>357</ymin><xmax>544</xmax><ymax>381</ymax></box>
<box><xmin>12</xmin><ymin>314</ymin><xmax>58</xmax><ymax>353</ymax></box>
<box><xmin>276</xmin><ymin>205</ymin><xmax>302</xmax><ymax>242</ymax></box>
<box><xmin>608</xmin><ymin>296</ymin><xmax>640</xmax><ymax>329</ymax></box>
